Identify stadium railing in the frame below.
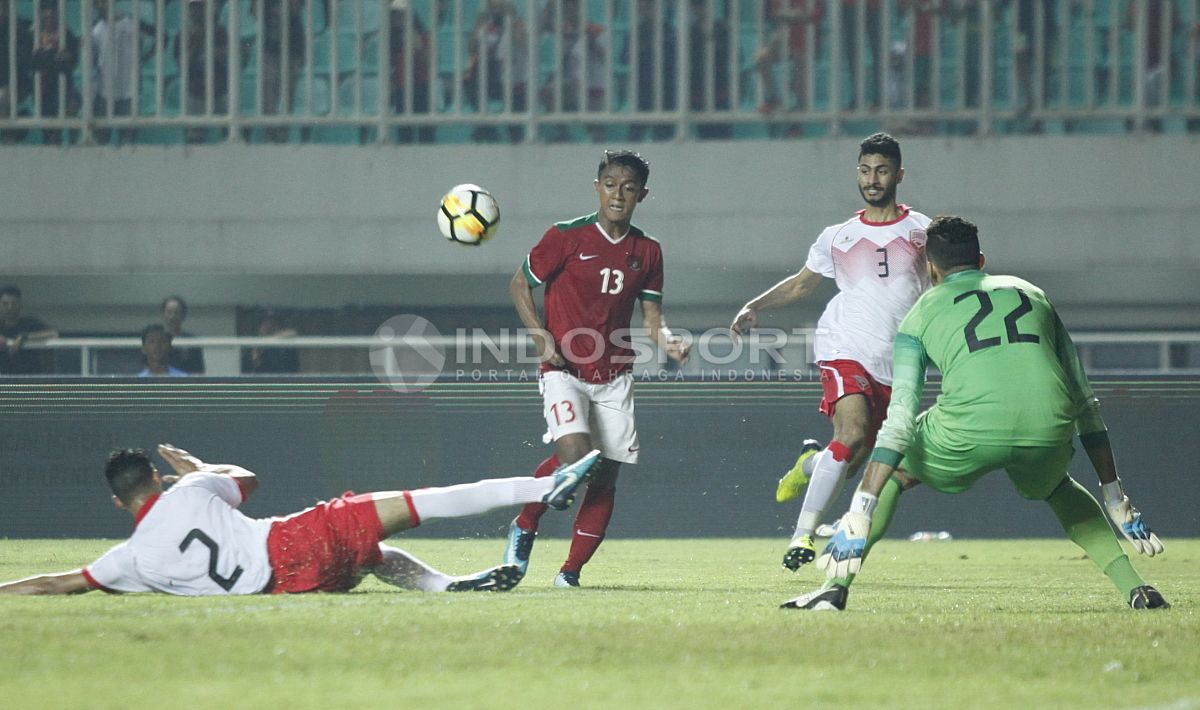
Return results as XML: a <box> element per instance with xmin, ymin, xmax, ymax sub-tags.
<box><xmin>1</xmin><ymin>0</ymin><xmax>1196</xmax><ymax>146</ymax></box>
<box><xmin>21</xmin><ymin>330</ymin><xmax>1200</xmax><ymax>377</ymax></box>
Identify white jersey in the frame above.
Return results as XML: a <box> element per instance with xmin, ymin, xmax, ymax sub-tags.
<box><xmin>805</xmin><ymin>206</ymin><xmax>931</xmax><ymax>385</ymax></box>
<box><xmin>84</xmin><ymin>473</ymin><xmax>274</xmax><ymax>596</ymax></box>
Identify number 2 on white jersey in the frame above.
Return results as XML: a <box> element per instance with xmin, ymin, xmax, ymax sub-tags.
<box><xmin>599</xmin><ymin>267</ymin><xmax>624</xmax><ymax>294</ymax></box>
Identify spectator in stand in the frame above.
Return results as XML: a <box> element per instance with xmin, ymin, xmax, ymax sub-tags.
<box><xmin>539</xmin><ymin>0</ymin><xmax>608</xmax><ymax>143</ymax></box>
<box><xmin>0</xmin><ymin>0</ymin><xmax>33</xmax><ymax>144</ymax></box>
<box><xmin>687</xmin><ymin>0</ymin><xmax>732</xmax><ymax>139</ymax></box>
<box><xmin>0</xmin><ymin>285</ymin><xmax>59</xmax><ymax>375</ymax></box>
<box><xmin>1191</xmin><ymin>16</ymin><xmax>1200</xmax><ymax>133</ymax></box>
<box><xmin>1126</xmin><ymin>0</ymin><xmax>1178</xmax><ymax>133</ymax></box>
<box><xmin>839</xmin><ymin>0</ymin><xmax>883</xmax><ymax>111</ymax></box>
<box><xmin>251</xmin><ymin>0</ymin><xmax>305</xmax><ymax>143</ymax></box>
<box><xmin>387</xmin><ymin>0</ymin><xmax>434</xmax><ymax>144</ymax></box>
<box><xmin>138</xmin><ymin>324</ymin><xmax>188</xmax><ymax>377</ymax></box>
<box><xmin>30</xmin><ymin>0</ymin><xmax>80</xmax><ymax>145</ymax></box>
<box><xmin>463</xmin><ymin>0</ymin><xmax>529</xmax><ymax>144</ymax></box>
<box><xmin>161</xmin><ymin>295</ymin><xmax>205</xmax><ymax>375</ymax></box>
<box><xmin>174</xmin><ymin>0</ymin><xmax>229</xmax><ymax>144</ymax></box>
<box><xmin>1009</xmin><ymin>0</ymin><xmax>1058</xmax><ymax>132</ymax></box>
<box><xmin>624</xmin><ymin>0</ymin><xmax>676</xmax><ymax>142</ymax></box>
<box><xmin>242</xmin><ymin>311</ymin><xmax>300</xmax><ymax>375</ymax></box>
<box><xmin>92</xmin><ymin>0</ymin><xmax>147</xmax><ymax>145</ymax></box>
<box><xmin>755</xmin><ymin>0</ymin><xmax>824</xmax><ymax>138</ymax></box>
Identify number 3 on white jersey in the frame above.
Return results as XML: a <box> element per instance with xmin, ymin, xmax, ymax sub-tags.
<box><xmin>599</xmin><ymin>267</ymin><xmax>625</xmax><ymax>294</ymax></box>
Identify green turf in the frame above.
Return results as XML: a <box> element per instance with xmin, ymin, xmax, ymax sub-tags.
<box><xmin>1</xmin><ymin>538</ymin><xmax>1196</xmax><ymax>709</ymax></box>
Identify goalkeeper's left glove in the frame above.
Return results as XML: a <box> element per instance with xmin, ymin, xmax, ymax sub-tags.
<box><xmin>1102</xmin><ymin>481</ymin><xmax>1165</xmax><ymax>557</ymax></box>
<box><xmin>815</xmin><ymin>492</ymin><xmax>876</xmax><ymax>581</ymax></box>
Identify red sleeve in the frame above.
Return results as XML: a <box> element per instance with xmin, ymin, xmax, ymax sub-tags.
<box><xmin>640</xmin><ymin>242</ymin><xmax>664</xmax><ymax>301</ymax></box>
<box><xmin>524</xmin><ymin>225</ymin><xmax>571</xmax><ymax>287</ymax></box>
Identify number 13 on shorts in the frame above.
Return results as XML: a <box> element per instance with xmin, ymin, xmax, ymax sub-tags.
<box><xmin>538</xmin><ymin>371</ymin><xmax>641</xmax><ymax>464</ymax></box>
<box><xmin>549</xmin><ymin>400</ymin><xmax>577</xmax><ymax>426</ymax></box>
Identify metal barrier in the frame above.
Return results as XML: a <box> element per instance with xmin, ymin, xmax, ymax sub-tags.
<box><xmin>19</xmin><ymin>330</ymin><xmax>1200</xmax><ymax>376</ymax></box>
<box><xmin>1</xmin><ymin>0</ymin><xmax>1197</xmax><ymax>145</ymax></box>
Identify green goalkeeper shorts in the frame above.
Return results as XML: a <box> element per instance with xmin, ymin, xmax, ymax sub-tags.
<box><xmin>900</xmin><ymin>423</ymin><xmax>1075</xmax><ymax>501</ymax></box>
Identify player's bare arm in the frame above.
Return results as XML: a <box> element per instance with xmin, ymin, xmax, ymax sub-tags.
<box><xmin>0</xmin><ymin>569</ymin><xmax>92</xmax><ymax>595</ymax></box>
<box><xmin>1080</xmin><ymin>434</ymin><xmax>1119</xmax><ymax>486</ymax></box>
<box><xmin>642</xmin><ymin>299</ymin><xmax>689</xmax><ymax>365</ymax></box>
<box><xmin>157</xmin><ymin>443</ymin><xmax>259</xmax><ymax>497</ymax></box>
<box><xmin>509</xmin><ymin>266</ymin><xmax>564</xmax><ymax>367</ymax></box>
<box><xmin>730</xmin><ymin>267</ymin><xmax>825</xmax><ymax>338</ymax></box>
<box><xmin>857</xmin><ymin>459</ymin><xmax>896</xmax><ymax>500</ymax></box>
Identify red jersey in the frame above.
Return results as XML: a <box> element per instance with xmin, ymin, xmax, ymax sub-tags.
<box><xmin>522</xmin><ymin>213</ymin><xmax>664</xmax><ymax>383</ymax></box>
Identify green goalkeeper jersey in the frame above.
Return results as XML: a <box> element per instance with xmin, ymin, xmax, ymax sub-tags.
<box><xmin>873</xmin><ymin>269</ymin><xmax>1106</xmax><ymax>465</ymax></box>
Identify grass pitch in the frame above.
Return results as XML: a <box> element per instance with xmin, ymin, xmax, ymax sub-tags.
<box><xmin>1</xmin><ymin>538</ymin><xmax>1197</xmax><ymax>710</ymax></box>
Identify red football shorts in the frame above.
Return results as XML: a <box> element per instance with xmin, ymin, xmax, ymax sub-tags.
<box><xmin>817</xmin><ymin>359</ymin><xmax>892</xmax><ymax>449</ymax></box>
<box><xmin>265</xmin><ymin>492</ymin><xmax>385</xmax><ymax>594</ymax></box>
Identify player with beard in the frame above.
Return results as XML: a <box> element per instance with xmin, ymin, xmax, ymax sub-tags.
<box><xmin>731</xmin><ymin>133</ymin><xmax>930</xmax><ymax>572</ymax></box>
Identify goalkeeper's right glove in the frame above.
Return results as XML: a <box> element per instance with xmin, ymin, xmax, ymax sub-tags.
<box><xmin>1102</xmin><ymin>481</ymin><xmax>1164</xmax><ymax>557</ymax></box>
<box><xmin>815</xmin><ymin>492</ymin><xmax>876</xmax><ymax>580</ymax></box>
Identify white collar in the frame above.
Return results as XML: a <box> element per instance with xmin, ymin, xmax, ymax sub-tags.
<box><xmin>593</xmin><ymin>222</ymin><xmax>630</xmax><ymax>245</ymax></box>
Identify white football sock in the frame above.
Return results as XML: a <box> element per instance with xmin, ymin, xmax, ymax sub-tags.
<box><xmin>371</xmin><ymin>545</ymin><xmax>451</xmax><ymax>592</ymax></box>
<box><xmin>407</xmin><ymin>476</ymin><xmax>553</xmax><ymax>524</ymax></box>
<box><xmin>793</xmin><ymin>448</ymin><xmax>851</xmax><ymax>537</ymax></box>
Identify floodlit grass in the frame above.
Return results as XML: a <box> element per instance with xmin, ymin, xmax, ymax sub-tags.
<box><xmin>1</xmin><ymin>538</ymin><xmax>1197</xmax><ymax>710</ymax></box>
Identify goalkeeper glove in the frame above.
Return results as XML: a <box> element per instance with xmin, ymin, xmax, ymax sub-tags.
<box><xmin>1102</xmin><ymin>481</ymin><xmax>1164</xmax><ymax>557</ymax></box>
<box><xmin>815</xmin><ymin>492</ymin><xmax>876</xmax><ymax>581</ymax></box>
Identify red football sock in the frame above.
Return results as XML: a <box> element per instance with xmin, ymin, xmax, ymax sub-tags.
<box><xmin>561</xmin><ymin>484</ymin><xmax>616</xmax><ymax>574</ymax></box>
<box><xmin>514</xmin><ymin>455</ymin><xmax>559</xmax><ymax>532</ymax></box>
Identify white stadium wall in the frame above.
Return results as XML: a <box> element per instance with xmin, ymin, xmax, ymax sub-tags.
<box><xmin>1</xmin><ymin>134</ymin><xmax>1198</xmax><ymax>334</ymax></box>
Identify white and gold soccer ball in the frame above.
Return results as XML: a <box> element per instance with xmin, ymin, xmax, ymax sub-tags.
<box><xmin>437</xmin><ymin>184</ymin><xmax>500</xmax><ymax>246</ymax></box>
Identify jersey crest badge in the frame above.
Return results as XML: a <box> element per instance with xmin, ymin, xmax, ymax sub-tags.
<box><xmin>910</xmin><ymin>229</ymin><xmax>927</xmax><ymax>248</ymax></box>
<box><xmin>627</xmin><ymin>255</ymin><xmax>642</xmax><ymax>271</ymax></box>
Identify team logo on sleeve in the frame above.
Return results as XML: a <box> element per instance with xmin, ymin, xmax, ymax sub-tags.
<box><xmin>910</xmin><ymin>229</ymin><xmax>927</xmax><ymax>248</ymax></box>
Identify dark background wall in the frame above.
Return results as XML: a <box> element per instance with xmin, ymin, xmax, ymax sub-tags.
<box><xmin>1</xmin><ymin>378</ymin><xmax>1196</xmax><ymax>541</ymax></box>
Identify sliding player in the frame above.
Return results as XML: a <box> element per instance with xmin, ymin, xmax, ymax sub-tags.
<box><xmin>0</xmin><ymin>443</ymin><xmax>599</xmax><ymax>596</ymax></box>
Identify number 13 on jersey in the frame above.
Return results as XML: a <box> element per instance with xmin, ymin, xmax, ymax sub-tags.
<box><xmin>599</xmin><ymin>267</ymin><xmax>624</xmax><ymax>295</ymax></box>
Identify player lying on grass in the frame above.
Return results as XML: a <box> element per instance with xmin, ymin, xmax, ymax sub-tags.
<box><xmin>782</xmin><ymin>215</ymin><xmax>1168</xmax><ymax>612</ymax></box>
<box><xmin>0</xmin><ymin>443</ymin><xmax>599</xmax><ymax>596</ymax></box>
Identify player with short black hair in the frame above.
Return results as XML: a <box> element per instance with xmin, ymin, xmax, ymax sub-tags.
<box><xmin>104</xmin><ymin>448</ymin><xmax>157</xmax><ymax>504</ymax></box>
<box><xmin>783</xmin><ymin>215</ymin><xmax>1167</xmax><ymax>611</ymax></box>
<box><xmin>731</xmin><ymin>132</ymin><xmax>930</xmax><ymax>572</ymax></box>
<box><xmin>598</xmin><ymin>148</ymin><xmax>650</xmax><ymax>186</ymax></box>
<box><xmin>501</xmin><ymin>149</ymin><xmax>689</xmax><ymax>588</ymax></box>
<box><xmin>923</xmin><ymin>214</ymin><xmax>980</xmax><ymax>271</ymax></box>
<box><xmin>0</xmin><ymin>444</ymin><xmax>600</xmax><ymax>596</ymax></box>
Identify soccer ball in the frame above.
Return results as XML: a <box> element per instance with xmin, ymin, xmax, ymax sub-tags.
<box><xmin>437</xmin><ymin>184</ymin><xmax>500</xmax><ymax>246</ymax></box>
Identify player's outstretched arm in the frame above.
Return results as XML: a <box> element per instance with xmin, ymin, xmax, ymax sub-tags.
<box><xmin>1081</xmin><ymin>433</ymin><xmax>1165</xmax><ymax>557</ymax></box>
<box><xmin>730</xmin><ymin>267</ymin><xmax>824</xmax><ymax>338</ymax></box>
<box><xmin>0</xmin><ymin>569</ymin><xmax>92</xmax><ymax>595</ymax></box>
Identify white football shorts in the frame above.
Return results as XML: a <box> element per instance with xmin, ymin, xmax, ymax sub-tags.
<box><xmin>539</xmin><ymin>370</ymin><xmax>639</xmax><ymax>464</ymax></box>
